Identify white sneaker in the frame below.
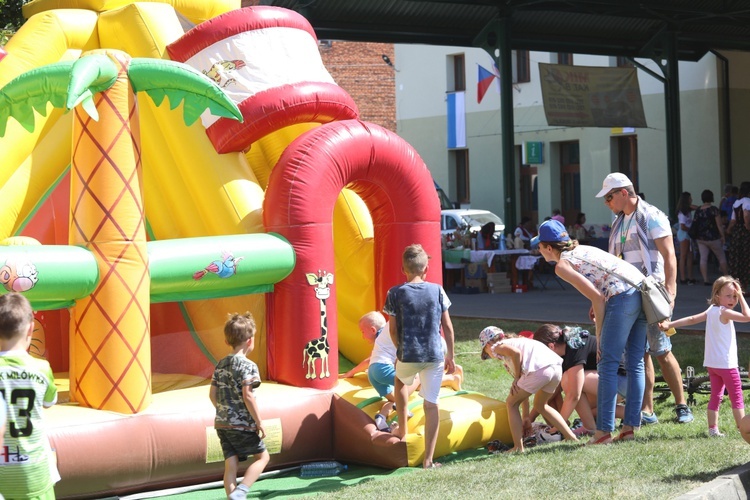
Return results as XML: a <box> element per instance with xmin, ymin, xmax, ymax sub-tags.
<box><xmin>708</xmin><ymin>428</ymin><xmax>725</xmax><ymax>438</ymax></box>
<box><xmin>228</xmin><ymin>485</ymin><xmax>249</xmax><ymax>500</ymax></box>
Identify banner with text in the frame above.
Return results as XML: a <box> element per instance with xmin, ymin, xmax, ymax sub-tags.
<box><xmin>539</xmin><ymin>63</ymin><xmax>647</xmax><ymax>128</ymax></box>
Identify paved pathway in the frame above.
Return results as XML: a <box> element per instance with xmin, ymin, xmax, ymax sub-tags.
<box><xmin>448</xmin><ymin>271</ymin><xmax>750</xmax><ymax>333</ymax></box>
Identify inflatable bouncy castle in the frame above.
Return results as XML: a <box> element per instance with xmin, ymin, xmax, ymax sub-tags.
<box><xmin>0</xmin><ymin>2</ymin><xmax>511</xmax><ymax>497</ymax></box>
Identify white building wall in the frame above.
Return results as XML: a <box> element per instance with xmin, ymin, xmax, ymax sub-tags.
<box><xmin>395</xmin><ymin>44</ymin><xmax>731</xmax><ymax>229</ymax></box>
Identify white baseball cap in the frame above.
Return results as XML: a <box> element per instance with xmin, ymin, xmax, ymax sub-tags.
<box><xmin>479</xmin><ymin>326</ymin><xmax>504</xmax><ymax>360</ymax></box>
<box><xmin>595</xmin><ymin>172</ymin><xmax>633</xmax><ymax>198</ymax></box>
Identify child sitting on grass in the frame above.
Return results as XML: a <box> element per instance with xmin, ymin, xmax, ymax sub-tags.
<box><xmin>479</xmin><ymin>326</ymin><xmax>578</xmax><ymax>452</ymax></box>
<box><xmin>659</xmin><ymin>276</ymin><xmax>750</xmax><ymax>437</ymax></box>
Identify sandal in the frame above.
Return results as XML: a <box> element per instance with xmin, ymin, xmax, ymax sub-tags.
<box><xmin>613</xmin><ymin>429</ymin><xmax>635</xmax><ymax>442</ymax></box>
<box><xmin>573</xmin><ymin>426</ymin><xmax>595</xmax><ymax>438</ymax></box>
<box><xmin>424</xmin><ymin>462</ymin><xmax>443</xmax><ymax>469</ymax></box>
<box><xmin>585</xmin><ymin>433</ymin><xmax>612</xmax><ymax>446</ymax></box>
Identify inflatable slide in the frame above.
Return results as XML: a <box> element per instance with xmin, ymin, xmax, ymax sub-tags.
<box><xmin>0</xmin><ymin>2</ymin><xmax>510</xmax><ymax>497</ymax></box>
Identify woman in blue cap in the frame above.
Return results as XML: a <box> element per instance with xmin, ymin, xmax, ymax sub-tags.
<box><xmin>532</xmin><ymin>219</ymin><xmax>648</xmax><ymax>445</ymax></box>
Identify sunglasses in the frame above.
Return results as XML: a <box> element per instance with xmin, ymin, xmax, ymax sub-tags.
<box><xmin>604</xmin><ymin>189</ymin><xmax>621</xmax><ymax>203</ymax></box>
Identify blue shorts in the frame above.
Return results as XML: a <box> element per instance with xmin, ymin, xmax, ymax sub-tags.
<box><xmin>216</xmin><ymin>428</ymin><xmax>266</xmax><ymax>461</ymax></box>
<box><xmin>646</xmin><ymin>322</ymin><xmax>672</xmax><ymax>357</ymax></box>
<box><xmin>368</xmin><ymin>362</ymin><xmax>396</xmax><ymax>397</ymax></box>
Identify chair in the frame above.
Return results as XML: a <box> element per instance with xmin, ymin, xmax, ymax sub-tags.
<box><xmin>533</xmin><ymin>259</ymin><xmax>565</xmax><ymax>290</ymax></box>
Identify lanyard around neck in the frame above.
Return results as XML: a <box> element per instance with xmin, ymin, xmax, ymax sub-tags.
<box><xmin>620</xmin><ymin>213</ymin><xmax>635</xmax><ymax>246</ymax></box>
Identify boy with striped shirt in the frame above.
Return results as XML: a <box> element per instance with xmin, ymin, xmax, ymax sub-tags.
<box><xmin>0</xmin><ymin>293</ymin><xmax>58</xmax><ymax>499</ymax></box>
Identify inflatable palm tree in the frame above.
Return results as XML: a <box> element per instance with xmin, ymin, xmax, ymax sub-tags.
<box><xmin>0</xmin><ymin>49</ymin><xmax>242</xmax><ymax>412</ymax></box>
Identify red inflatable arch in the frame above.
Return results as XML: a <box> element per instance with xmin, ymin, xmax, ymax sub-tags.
<box><xmin>264</xmin><ymin>120</ymin><xmax>442</xmax><ymax>389</ymax></box>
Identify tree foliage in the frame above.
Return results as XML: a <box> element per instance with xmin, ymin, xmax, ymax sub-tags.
<box><xmin>0</xmin><ymin>0</ymin><xmax>25</xmax><ymax>45</ymax></box>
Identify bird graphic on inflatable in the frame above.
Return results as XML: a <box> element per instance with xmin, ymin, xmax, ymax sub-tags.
<box><xmin>192</xmin><ymin>251</ymin><xmax>244</xmax><ymax>280</ymax></box>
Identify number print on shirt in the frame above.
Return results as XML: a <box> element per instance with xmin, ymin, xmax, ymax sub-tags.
<box><xmin>0</xmin><ymin>388</ymin><xmax>36</xmax><ymax>438</ymax></box>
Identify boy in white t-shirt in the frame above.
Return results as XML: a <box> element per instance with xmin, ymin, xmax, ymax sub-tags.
<box><xmin>341</xmin><ymin>311</ymin><xmax>462</xmax><ymax>430</ymax></box>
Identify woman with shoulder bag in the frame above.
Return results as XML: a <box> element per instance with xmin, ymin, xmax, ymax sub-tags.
<box><xmin>693</xmin><ymin>189</ymin><xmax>728</xmax><ymax>286</ymax></box>
<box><xmin>532</xmin><ymin>220</ymin><xmax>648</xmax><ymax>445</ymax></box>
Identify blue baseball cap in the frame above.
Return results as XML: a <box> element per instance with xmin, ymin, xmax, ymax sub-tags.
<box><xmin>530</xmin><ymin>219</ymin><xmax>570</xmax><ymax>248</ymax></box>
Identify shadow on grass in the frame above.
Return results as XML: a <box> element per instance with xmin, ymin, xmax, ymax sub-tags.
<box><xmin>658</xmin><ymin>462</ymin><xmax>745</xmax><ymax>486</ymax></box>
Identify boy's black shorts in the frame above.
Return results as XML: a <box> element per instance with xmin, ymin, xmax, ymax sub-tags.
<box><xmin>216</xmin><ymin>428</ymin><xmax>267</xmax><ymax>461</ymax></box>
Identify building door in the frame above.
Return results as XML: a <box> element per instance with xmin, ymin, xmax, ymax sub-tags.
<box><xmin>616</xmin><ymin>135</ymin><xmax>639</xmax><ymax>193</ymax></box>
<box><xmin>450</xmin><ymin>149</ymin><xmax>470</xmax><ymax>206</ymax></box>
<box><xmin>516</xmin><ymin>145</ymin><xmax>538</xmax><ymax>225</ymax></box>
<box><xmin>560</xmin><ymin>141</ymin><xmax>580</xmax><ymax>226</ymax></box>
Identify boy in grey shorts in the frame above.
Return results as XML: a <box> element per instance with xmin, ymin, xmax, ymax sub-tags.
<box><xmin>210</xmin><ymin>312</ymin><xmax>270</xmax><ymax>499</ymax></box>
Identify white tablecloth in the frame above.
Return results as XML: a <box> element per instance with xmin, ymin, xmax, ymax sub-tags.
<box><xmin>515</xmin><ymin>255</ymin><xmax>542</xmax><ymax>270</ymax></box>
<box><xmin>444</xmin><ymin>249</ymin><xmax>530</xmax><ymax>269</ymax></box>
<box><xmin>471</xmin><ymin>249</ymin><xmax>529</xmax><ymax>267</ymax></box>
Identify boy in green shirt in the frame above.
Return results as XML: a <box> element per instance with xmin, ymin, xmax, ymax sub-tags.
<box><xmin>0</xmin><ymin>293</ymin><xmax>58</xmax><ymax>500</ymax></box>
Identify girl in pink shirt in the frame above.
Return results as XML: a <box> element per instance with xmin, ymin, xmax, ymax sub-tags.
<box><xmin>479</xmin><ymin>326</ymin><xmax>578</xmax><ymax>452</ymax></box>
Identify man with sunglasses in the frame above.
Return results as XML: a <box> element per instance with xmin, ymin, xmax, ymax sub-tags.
<box><xmin>596</xmin><ymin>173</ymin><xmax>694</xmax><ymax>425</ymax></box>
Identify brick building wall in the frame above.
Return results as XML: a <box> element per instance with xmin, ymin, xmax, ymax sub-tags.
<box><xmin>319</xmin><ymin>41</ymin><xmax>396</xmax><ymax>132</ymax></box>
<box><xmin>240</xmin><ymin>1</ymin><xmax>396</xmax><ymax>131</ymax></box>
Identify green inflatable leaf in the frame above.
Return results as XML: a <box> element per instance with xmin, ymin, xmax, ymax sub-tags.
<box><xmin>128</xmin><ymin>58</ymin><xmax>243</xmax><ymax>126</ymax></box>
<box><xmin>80</xmin><ymin>93</ymin><xmax>99</xmax><ymax>122</ymax></box>
<box><xmin>67</xmin><ymin>55</ymin><xmax>118</xmax><ymax>116</ymax></box>
<box><xmin>0</xmin><ymin>61</ymin><xmax>75</xmax><ymax>137</ymax></box>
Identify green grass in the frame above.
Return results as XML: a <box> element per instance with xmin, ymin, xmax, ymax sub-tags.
<box><xmin>322</xmin><ymin>318</ymin><xmax>750</xmax><ymax>499</ymax></box>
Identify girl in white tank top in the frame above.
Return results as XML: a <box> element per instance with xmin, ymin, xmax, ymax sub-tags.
<box><xmin>659</xmin><ymin>276</ymin><xmax>750</xmax><ymax>437</ymax></box>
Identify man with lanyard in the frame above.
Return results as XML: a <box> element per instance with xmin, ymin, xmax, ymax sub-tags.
<box><xmin>596</xmin><ymin>173</ymin><xmax>694</xmax><ymax>425</ymax></box>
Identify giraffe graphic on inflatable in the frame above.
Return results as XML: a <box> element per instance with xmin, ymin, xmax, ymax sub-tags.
<box><xmin>304</xmin><ymin>270</ymin><xmax>334</xmax><ymax>379</ymax></box>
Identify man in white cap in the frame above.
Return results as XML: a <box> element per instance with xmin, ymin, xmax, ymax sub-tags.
<box><xmin>596</xmin><ymin>173</ymin><xmax>693</xmax><ymax>424</ymax></box>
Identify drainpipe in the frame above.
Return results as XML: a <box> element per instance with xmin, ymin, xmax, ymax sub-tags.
<box><xmin>710</xmin><ymin>50</ymin><xmax>732</xmax><ymax>185</ymax></box>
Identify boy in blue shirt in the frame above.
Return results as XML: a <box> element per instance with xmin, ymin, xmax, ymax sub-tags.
<box><xmin>384</xmin><ymin>244</ymin><xmax>456</xmax><ymax>468</ymax></box>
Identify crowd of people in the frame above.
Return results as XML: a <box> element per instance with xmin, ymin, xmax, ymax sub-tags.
<box><xmin>485</xmin><ymin>173</ymin><xmax>750</xmax><ymax>450</ymax></box>
<box><xmin>670</xmin><ymin>182</ymin><xmax>749</xmax><ymax>291</ymax></box>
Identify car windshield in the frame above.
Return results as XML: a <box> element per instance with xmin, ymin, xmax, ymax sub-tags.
<box><xmin>462</xmin><ymin>212</ymin><xmax>503</xmax><ymax>228</ymax></box>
